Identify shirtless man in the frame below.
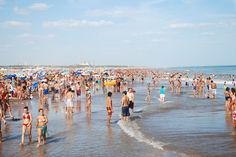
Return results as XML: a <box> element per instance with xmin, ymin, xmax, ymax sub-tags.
<box><xmin>121</xmin><ymin>91</ymin><xmax>130</xmax><ymax>122</ymax></box>
<box><xmin>211</xmin><ymin>80</ymin><xmax>217</xmax><ymax>98</ymax></box>
<box><xmin>66</xmin><ymin>88</ymin><xmax>74</xmax><ymax>114</ymax></box>
<box><xmin>54</xmin><ymin>81</ymin><xmax>60</xmax><ymax>100</ymax></box>
<box><xmin>43</xmin><ymin>82</ymin><xmax>49</xmax><ymax>104</ymax></box>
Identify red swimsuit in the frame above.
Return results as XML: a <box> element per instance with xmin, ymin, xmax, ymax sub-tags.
<box><xmin>22</xmin><ymin>114</ymin><xmax>31</xmax><ymax>126</ymax></box>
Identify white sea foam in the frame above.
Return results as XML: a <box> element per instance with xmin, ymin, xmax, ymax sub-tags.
<box><xmin>118</xmin><ymin>119</ymin><xmax>165</xmax><ymax>150</ymax></box>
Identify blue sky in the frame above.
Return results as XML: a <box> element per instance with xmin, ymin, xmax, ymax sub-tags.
<box><xmin>0</xmin><ymin>0</ymin><xmax>236</xmax><ymax>67</ymax></box>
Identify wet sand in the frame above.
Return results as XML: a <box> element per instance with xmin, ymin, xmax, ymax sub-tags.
<box><xmin>0</xmin><ymin>83</ymin><xmax>178</xmax><ymax>157</ymax></box>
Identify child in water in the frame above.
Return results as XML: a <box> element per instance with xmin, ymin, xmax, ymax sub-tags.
<box><xmin>160</xmin><ymin>86</ymin><xmax>165</xmax><ymax>102</ymax></box>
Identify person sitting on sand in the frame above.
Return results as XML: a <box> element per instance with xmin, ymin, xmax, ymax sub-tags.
<box><xmin>36</xmin><ymin>108</ymin><xmax>48</xmax><ymax>147</ymax></box>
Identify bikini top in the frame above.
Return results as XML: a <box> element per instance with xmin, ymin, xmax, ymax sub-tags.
<box><xmin>38</xmin><ymin>117</ymin><xmax>46</xmax><ymax>123</ymax></box>
<box><xmin>23</xmin><ymin>114</ymin><xmax>31</xmax><ymax>120</ymax></box>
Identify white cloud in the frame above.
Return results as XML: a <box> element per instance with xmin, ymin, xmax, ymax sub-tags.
<box><xmin>13</xmin><ymin>7</ymin><xmax>29</xmax><ymax>15</ymax></box>
<box><xmin>42</xmin><ymin>19</ymin><xmax>113</xmax><ymax>29</ymax></box>
<box><xmin>30</xmin><ymin>3</ymin><xmax>49</xmax><ymax>11</ymax></box>
<box><xmin>17</xmin><ymin>33</ymin><xmax>33</xmax><ymax>38</ymax></box>
<box><xmin>47</xmin><ymin>34</ymin><xmax>55</xmax><ymax>38</ymax></box>
<box><xmin>17</xmin><ymin>33</ymin><xmax>55</xmax><ymax>39</ymax></box>
<box><xmin>168</xmin><ymin>22</ymin><xmax>234</xmax><ymax>29</ymax></box>
<box><xmin>169</xmin><ymin>22</ymin><xmax>195</xmax><ymax>28</ymax></box>
<box><xmin>87</xmin><ymin>9</ymin><xmax>130</xmax><ymax>17</ymax></box>
<box><xmin>2</xmin><ymin>21</ymin><xmax>31</xmax><ymax>28</ymax></box>
<box><xmin>201</xmin><ymin>32</ymin><xmax>215</xmax><ymax>36</ymax></box>
<box><xmin>133</xmin><ymin>31</ymin><xmax>165</xmax><ymax>37</ymax></box>
<box><xmin>151</xmin><ymin>38</ymin><xmax>166</xmax><ymax>42</ymax></box>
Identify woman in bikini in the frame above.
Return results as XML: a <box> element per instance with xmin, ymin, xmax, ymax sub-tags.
<box><xmin>36</xmin><ymin>108</ymin><xmax>48</xmax><ymax>147</ymax></box>
<box><xmin>224</xmin><ymin>87</ymin><xmax>231</xmax><ymax>113</ymax></box>
<box><xmin>20</xmin><ymin>106</ymin><xmax>32</xmax><ymax>145</ymax></box>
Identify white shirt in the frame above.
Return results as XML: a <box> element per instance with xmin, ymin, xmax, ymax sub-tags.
<box><xmin>127</xmin><ymin>92</ymin><xmax>134</xmax><ymax>102</ymax></box>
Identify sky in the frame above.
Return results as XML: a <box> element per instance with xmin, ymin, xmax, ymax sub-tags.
<box><xmin>0</xmin><ymin>0</ymin><xmax>236</xmax><ymax>67</ymax></box>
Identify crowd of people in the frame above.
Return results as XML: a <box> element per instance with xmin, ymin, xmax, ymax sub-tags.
<box><xmin>0</xmin><ymin>68</ymin><xmax>235</xmax><ymax>147</ymax></box>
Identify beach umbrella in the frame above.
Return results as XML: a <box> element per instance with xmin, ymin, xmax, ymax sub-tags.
<box><xmin>75</xmin><ymin>70</ymin><xmax>82</xmax><ymax>76</ymax></box>
<box><xmin>4</xmin><ymin>74</ymin><xmax>16</xmax><ymax>79</ymax></box>
<box><xmin>32</xmin><ymin>81</ymin><xmax>39</xmax><ymax>90</ymax></box>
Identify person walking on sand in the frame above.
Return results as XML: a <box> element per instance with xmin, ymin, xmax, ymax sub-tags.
<box><xmin>20</xmin><ymin>106</ymin><xmax>32</xmax><ymax>146</ymax></box>
<box><xmin>106</xmin><ymin>92</ymin><xmax>113</xmax><ymax>125</ymax></box>
<box><xmin>36</xmin><ymin>108</ymin><xmax>48</xmax><ymax>147</ymax></box>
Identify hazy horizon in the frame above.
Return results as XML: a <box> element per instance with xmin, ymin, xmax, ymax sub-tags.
<box><xmin>0</xmin><ymin>0</ymin><xmax>236</xmax><ymax>67</ymax></box>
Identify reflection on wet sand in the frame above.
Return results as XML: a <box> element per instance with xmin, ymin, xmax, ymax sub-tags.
<box><xmin>107</xmin><ymin>125</ymin><xmax>113</xmax><ymax>143</ymax></box>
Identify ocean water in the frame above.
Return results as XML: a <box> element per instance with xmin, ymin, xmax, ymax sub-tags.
<box><xmin>164</xmin><ymin>65</ymin><xmax>236</xmax><ymax>75</ymax></box>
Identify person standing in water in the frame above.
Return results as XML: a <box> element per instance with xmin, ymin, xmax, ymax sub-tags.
<box><xmin>0</xmin><ymin>104</ymin><xmax>3</xmax><ymax>143</ymax></box>
<box><xmin>86</xmin><ymin>91</ymin><xmax>92</xmax><ymax>113</ymax></box>
<box><xmin>43</xmin><ymin>82</ymin><xmax>49</xmax><ymax>104</ymax></box>
<box><xmin>121</xmin><ymin>91</ymin><xmax>130</xmax><ymax>122</ymax></box>
<box><xmin>20</xmin><ymin>106</ymin><xmax>32</xmax><ymax>146</ymax></box>
<box><xmin>145</xmin><ymin>83</ymin><xmax>151</xmax><ymax>102</ymax></box>
<box><xmin>36</xmin><ymin>108</ymin><xmax>48</xmax><ymax>147</ymax></box>
<box><xmin>211</xmin><ymin>80</ymin><xmax>217</xmax><ymax>99</ymax></box>
<box><xmin>106</xmin><ymin>92</ymin><xmax>113</xmax><ymax>125</ymax></box>
<box><xmin>66</xmin><ymin>88</ymin><xmax>74</xmax><ymax>114</ymax></box>
<box><xmin>127</xmin><ymin>88</ymin><xmax>135</xmax><ymax>113</ymax></box>
<box><xmin>176</xmin><ymin>78</ymin><xmax>182</xmax><ymax>95</ymax></box>
<box><xmin>159</xmin><ymin>86</ymin><xmax>165</xmax><ymax>102</ymax></box>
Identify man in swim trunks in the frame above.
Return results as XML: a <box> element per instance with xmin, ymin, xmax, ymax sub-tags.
<box><xmin>211</xmin><ymin>80</ymin><xmax>217</xmax><ymax>98</ymax></box>
<box><xmin>106</xmin><ymin>92</ymin><xmax>113</xmax><ymax>125</ymax></box>
<box><xmin>54</xmin><ymin>81</ymin><xmax>60</xmax><ymax>99</ymax></box>
<box><xmin>43</xmin><ymin>82</ymin><xmax>49</xmax><ymax>104</ymax></box>
<box><xmin>121</xmin><ymin>91</ymin><xmax>130</xmax><ymax>122</ymax></box>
